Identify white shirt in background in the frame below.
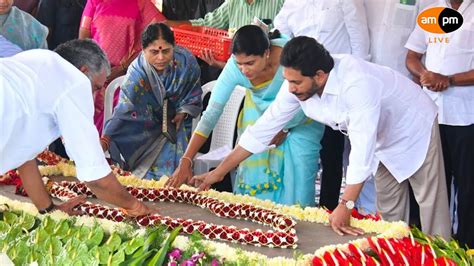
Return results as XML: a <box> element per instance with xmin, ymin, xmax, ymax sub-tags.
<box><xmin>239</xmin><ymin>55</ymin><xmax>437</xmax><ymax>185</ymax></box>
<box><xmin>0</xmin><ymin>49</ymin><xmax>110</xmax><ymax>181</ymax></box>
<box><xmin>405</xmin><ymin>0</ymin><xmax>474</xmax><ymax>126</ymax></box>
<box><xmin>364</xmin><ymin>0</ymin><xmax>435</xmax><ymax>76</ymax></box>
<box><xmin>274</xmin><ymin>0</ymin><xmax>370</xmax><ymax>59</ymax></box>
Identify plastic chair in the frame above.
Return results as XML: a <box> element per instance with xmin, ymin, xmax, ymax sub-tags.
<box><xmin>193</xmin><ymin>84</ymin><xmax>246</xmax><ymax>189</ymax></box>
<box><xmin>192</xmin><ymin>80</ymin><xmax>216</xmax><ymax>132</ymax></box>
<box><xmin>103</xmin><ymin>75</ymin><xmax>125</xmax><ymax>131</ymax></box>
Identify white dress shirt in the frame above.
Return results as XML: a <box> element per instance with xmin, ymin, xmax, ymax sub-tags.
<box><xmin>274</xmin><ymin>0</ymin><xmax>370</xmax><ymax>59</ymax></box>
<box><xmin>405</xmin><ymin>0</ymin><xmax>474</xmax><ymax>126</ymax></box>
<box><xmin>0</xmin><ymin>50</ymin><xmax>110</xmax><ymax>181</ymax></box>
<box><xmin>239</xmin><ymin>55</ymin><xmax>438</xmax><ymax>185</ymax></box>
<box><xmin>364</xmin><ymin>0</ymin><xmax>435</xmax><ymax>76</ymax></box>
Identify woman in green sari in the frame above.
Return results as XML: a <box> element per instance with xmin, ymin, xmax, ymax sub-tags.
<box><xmin>168</xmin><ymin>25</ymin><xmax>324</xmax><ymax>207</ymax></box>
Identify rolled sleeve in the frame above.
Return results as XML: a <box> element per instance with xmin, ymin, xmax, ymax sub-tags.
<box><xmin>54</xmin><ymin>82</ymin><xmax>111</xmax><ymax>182</ymax></box>
<box><xmin>405</xmin><ymin>25</ymin><xmax>427</xmax><ymax>54</ymax></box>
<box><xmin>238</xmin><ymin>81</ymin><xmax>302</xmax><ymax>153</ymax></box>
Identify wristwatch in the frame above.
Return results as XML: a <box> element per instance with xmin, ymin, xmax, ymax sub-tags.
<box><xmin>339</xmin><ymin>198</ymin><xmax>355</xmax><ymax>210</ymax></box>
<box><xmin>38</xmin><ymin>202</ymin><xmax>56</xmax><ymax>214</ymax></box>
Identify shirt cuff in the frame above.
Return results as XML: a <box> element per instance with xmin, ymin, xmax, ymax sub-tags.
<box><xmin>404</xmin><ymin>43</ymin><xmax>426</xmax><ymax>55</ymax></box>
<box><xmin>75</xmin><ymin>159</ymin><xmax>111</xmax><ymax>182</ymax></box>
<box><xmin>239</xmin><ymin>127</ymin><xmax>274</xmax><ymax>154</ymax></box>
<box><xmin>345</xmin><ymin>165</ymin><xmax>372</xmax><ymax>185</ymax></box>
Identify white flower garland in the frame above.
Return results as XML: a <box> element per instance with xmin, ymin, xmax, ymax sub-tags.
<box><xmin>34</xmin><ymin>163</ymin><xmax>411</xmax><ymax>264</ymax></box>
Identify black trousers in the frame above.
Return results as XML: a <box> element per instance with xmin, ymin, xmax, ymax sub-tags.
<box><xmin>319</xmin><ymin>126</ymin><xmax>345</xmax><ymax>210</ymax></box>
<box><xmin>440</xmin><ymin>124</ymin><xmax>474</xmax><ymax>247</ymax></box>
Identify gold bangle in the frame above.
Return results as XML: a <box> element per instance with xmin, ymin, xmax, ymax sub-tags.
<box><xmin>180</xmin><ymin>156</ymin><xmax>193</xmax><ymax>168</ymax></box>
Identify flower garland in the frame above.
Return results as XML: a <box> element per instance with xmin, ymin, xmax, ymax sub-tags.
<box><xmin>34</xmin><ymin>151</ymin><xmax>416</xmax><ymax>264</ymax></box>
<box><xmin>47</xmin><ymin>180</ymin><xmax>298</xmax><ymax>249</ymax></box>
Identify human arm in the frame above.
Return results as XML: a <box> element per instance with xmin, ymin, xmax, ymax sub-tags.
<box><xmin>343</xmin><ymin>0</ymin><xmax>370</xmax><ymax>60</ymax></box>
<box><xmin>189</xmin><ymin>1</ymin><xmax>230</xmax><ymax>29</ymax></box>
<box><xmin>329</xmin><ymin>78</ymin><xmax>381</xmax><ymax>236</ymax></box>
<box><xmin>166</xmin><ymin>58</ymin><xmax>242</xmax><ymax>188</ymax></box>
<box><xmin>78</xmin><ymin>0</ymin><xmax>94</xmax><ymax>39</ymax></box>
<box><xmin>18</xmin><ymin>159</ymin><xmax>86</xmax><ymax>215</ymax></box>
<box><xmin>56</xmin><ymin>81</ymin><xmax>153</xmax><ymax>216</ymax></box>
<box><xmin>190</xmin><ymin>81</ymin><xmax>302</xmax><ymax>190</ymax></box>
<box><xmin>273</xmin><ymin>0</ymin><xmax>294</xmax><ymax>37</ymax></box>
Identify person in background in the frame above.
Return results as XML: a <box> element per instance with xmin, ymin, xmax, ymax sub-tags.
<box><xmin>36</xmin><ymin>0</ymin><xmax>86</xmax><ymax>50</ymax></box>
<box><xmin>191</xmin><ymin>36</ymin><xmax>451</xmax><ymax>240</ymax></box>
<box><xmin>102</xmin><ymin>23</ymin><xmax>202</xmax><ymax>180</ymax></box>
<box><xmin>0</xmin><ymin>0</ymin><xmax>48</xmax><ymax>50</ymax></box>
<box><xmin>78</xmin><ymin>0</ymin><xmax>166</xmax><ymax>135</ymax></box>
<box><xmin>0</xmin><ymin>34</ymin><xmax>22</xmax><ymax>57</ymax></box>
<box><xmin>168</xmin><ymin>26</ymin><xmax>324</xmax><ymax>207</ymax></box>
<box><xmin>13</xmin><ymin>0</ymin><xmax>38</xmax><ymax>15</ymax></box>
<box><xmin>274</xmin><ymin>0</ymin><xmax>371</xmax><ymax>212</ymax></box>
<box><xmin>405</xmin><ymin>0</ymin><xmax>474</xmax><ymax>248</ymax></box>
<box><xmin>166</xmin><ymin>0</ymin><xmax>285</xmax><ymax>69</ymax></box>
<box><xmin>0</xmin><ymin>39</ymin><xmax>154</xmax><ymax>217</ymax></box>
<box><xmin>364</xmin><ymin>0</ymin><xmax>436</xmax><ymax>221</ymax></box>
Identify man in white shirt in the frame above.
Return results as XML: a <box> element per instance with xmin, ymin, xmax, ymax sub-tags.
<box><xmin>0</xmin><ymin>39</ymin><xmax>153</xmax><ymax>217</ymax></box>
<box><xmin>191</xmin><ymin>37</ymin><xmax>451</xmax><ymax>239</ymax></box>
<box><xmin>274</xmin><ymin>0</ymin><xmax>371</xmax><ymax>212</ymax></box>
<box><xmin>364</xmin><ymin>0</ymin><xmax>434</xmax><ymax>76</ymax></box>
<box><xmin>405</xmin><ymin>0</ymin><xmax>474</xmax><ymax>247</ymax></box>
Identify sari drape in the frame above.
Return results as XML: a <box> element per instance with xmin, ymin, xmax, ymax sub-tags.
<box><xmin>104</xmin><ymin>47</ymin><xmax>202</xmax><ymax>179</ymax></box>
<box><xmin>0</xmin><ymin>6</ymin><xmax>48</xmax><ymax>50</ymax></box>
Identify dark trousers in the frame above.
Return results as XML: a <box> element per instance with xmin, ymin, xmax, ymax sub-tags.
<box><xmin>440</xmin><ymin>124</ymin><xmax>474</xmax><ymax>247</ymax></box>
<box><xmin>319</xmin><ymin>126</ymin><xmax>345</xmax><ymax>210</ymax></box>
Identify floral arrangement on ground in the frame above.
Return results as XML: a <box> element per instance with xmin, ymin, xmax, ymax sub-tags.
<box><xmin>0</xmin><ymin>151</ymin><xmax>472</xmax><ymax>265</ymax></box>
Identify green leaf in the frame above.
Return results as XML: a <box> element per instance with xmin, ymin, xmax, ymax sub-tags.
<box><xmin>34</xmin><ymin>228</ymin><xmax>50</xmax><ymax>245</ymax></box>
<box><xmin>10</xmin><ymin>240</ymin><xmax>29</xmax><ymax>265</ymax></box>
<box><xmin>89</xmin><ymin>245</ymin><xmax>111</xmax><ymax>265</ymax></box>
<box><xmin>104</xmin><ymin>232</ymin><xmax>122</xmax><ymax>252</ymax></box>
<box><xmin>42</xmin><ymin>216</ymin><xmax>57</xmax><ymax>235</ymax></box>
<box><xmin>123</xmin><ymin>236</ymin><xmax>145</xmax><ymax>255</ymax></box>
<box><xmin>76</xmin><ymin>226</ymin><xmax>92</xmax><ymax>241</ymax></box>
<box><xmin>85</xmin><ymin>226</ymin><xmax>104</xmax><ymax>249</ymax></box>
<box><xmin>44</xmin><ymin>236</ymin><xmax>63</xmax><ymax>257</ymax></box>
<box><xmin>108</xmin><ymin>249</ymin><xmax>125</xmax><ymax>266</ymax></box>
<box><xmin>0</xmin><ymin>221</ymin><xmax>11</xmax><ymax>233</ymax></box>
<box><xmin>146</xmin><ymin>226</ymin><xmax>182</xmax><ymax>266</ymax></box>
<box><xmin>3</xmin><ymin>212</ymin><xmax>17</xmax><ymax>226</ymax></box>
<box><xmin>120</xmin><ymin>249</ymin><xmax>155</xmax><ymax>266</ymax></box>
<box><xmin>53</xmin><ymin>220</ymin><xmax>70</xmax><ymax>238</ymax></box>
<box><xmin>19</xmin><ymin>212</ymin><xmax>36</xmax><ymax>231</ymax></box>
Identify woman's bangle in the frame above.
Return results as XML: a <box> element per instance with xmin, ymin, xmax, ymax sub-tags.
<box><xmin>180</xmin><ymin>156</ymin><xmax>193</xmax><ymax>168</ymax></box>
<box><xmin>100</xmin><ymin>136</ymin><xmax>111</xmax><ymax>150</ymax></box>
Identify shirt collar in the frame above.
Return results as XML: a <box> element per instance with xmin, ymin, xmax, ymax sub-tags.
<box><xmin>321</xmin><ymin>57</ymin><xmax>341</xmax><ymax>96</ymax></box>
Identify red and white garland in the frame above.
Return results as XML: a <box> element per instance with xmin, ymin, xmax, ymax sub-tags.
<box><xmin>38</xmin><ymin>148</ymin><xmax>299</xmax><ymax>249</ymax></box>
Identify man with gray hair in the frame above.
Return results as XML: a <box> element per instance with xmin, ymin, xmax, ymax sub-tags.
<box><xmin>0</xmin><ymin>39</ymin><xmax>154</xmax><ymax>216</ymax></box>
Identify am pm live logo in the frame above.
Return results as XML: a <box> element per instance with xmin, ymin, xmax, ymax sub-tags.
<box><xmin>417</xmin><ymin>7</ymin><xmax>464</xmax><ymax>34</ymax></box>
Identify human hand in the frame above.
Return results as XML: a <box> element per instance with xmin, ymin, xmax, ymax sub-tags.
<box><xmin>55</xmin><ymin>194</ymin><xmax>87</xmax><ymax>216</ymax></box>
<box><xmin>166</xmin><ymin>158</ymin><xmax>194</xmax><ymax>188</ymax></box>
<box><xmin>200</xmin><ymin>49</ymin><xmax>226</xmax><ymax>69</ymax></box>
<box><xmin>269</xmin><ymin>130</ymin><xmax>288</xmax><ymax>146</ymax></box>
<box><xmin>172</xmin><ymin>113</ymin><xmax>187</xmax><ymax>130</ymax></box>
<box><xmin>122</xmin><ymin>201</ymin><xmax>159</xmax><ymax>217</ymax></box>
<box><xmin>190</xmin><ymin>170</ymin><xmax>225</xmax><ymax>192</ymax></box>
<box><xmin>420</xmin><ymin>71</ymin><xmax>450</xmax><ymax>92</ymax></box>
<box><xmin>328</xmin><ymin>205</ymin><xmax>364</xmax><ymax>236</ymax></box>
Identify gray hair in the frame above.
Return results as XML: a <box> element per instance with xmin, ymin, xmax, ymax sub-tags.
<box><xmin>54</xmin><ymin>39</ymin><xmax>111</xmax><ymax>76</ymax></box>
